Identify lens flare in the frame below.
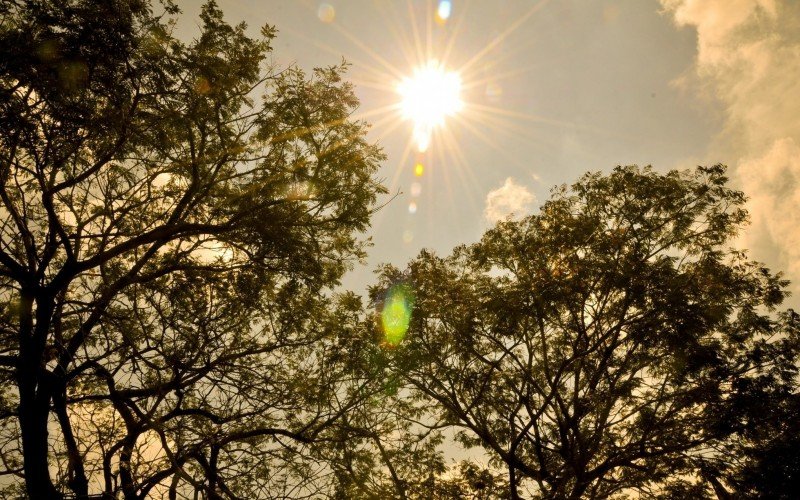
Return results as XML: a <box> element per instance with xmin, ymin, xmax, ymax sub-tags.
<box><xmin>437</xmin><ymin>1</ymin><xmax>452</xmax><ymax>21</ymax></box>
<box><xmin>317</xmin><ymin>3</ymin><xmax>335</xmax><ymax>23</ymax></box>
<box><xmin>398</xmin><ymin>61</ymin><xmax>463</xmax><ymax>152</ymax></box>
<box><xmin>485</xmin><ymin>81</ymin><xmax>503</xmax><ymax>103</ymax></box>
<box><xmin>380</xmin><ymin>284</ymin><xmax>415</xmax><ymax>345</ymax></box>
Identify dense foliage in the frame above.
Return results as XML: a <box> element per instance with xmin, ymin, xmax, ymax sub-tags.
<box><xmin>0</xmin><ymin>0</ymin><xmax>386</xmax><ymax>497</ymax></box>
<box><xmin>1</xmin><ymin>1</ymin><xmax>798</xmax><ymax>498</ymax></box>
<box><xmin>375</xmin><ymin>165</ymin><xmax>800</xmax><ymax>499</ymax></box>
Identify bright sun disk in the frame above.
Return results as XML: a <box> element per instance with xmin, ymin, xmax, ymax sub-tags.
<box><xmin>398</xmin><ymin>61</ymin><xmax>463</xmax><ymax>152</ymax></box>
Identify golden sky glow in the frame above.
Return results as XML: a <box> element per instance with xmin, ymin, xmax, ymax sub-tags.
<box><xmin>199</xmin><ymin>0</ymin><xmax>800</xmax><ymax>305</ymax></box>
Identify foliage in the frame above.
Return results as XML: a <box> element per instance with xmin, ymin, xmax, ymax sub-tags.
<box><xmin>0</xmin><ymin>0</ymin><xmax>385</xmax><ymax>497</ymax></box>
<box><xmin>2</xmin><ymin>0</ymin><xmax>799</xmax><ymax>497</ymax></box>
<box><xmin>376</xmin><ymin>165</ymin><xmax>800</xmax><ymax>499</ymax></box>
<box><xmin>430</xmin><ymin>461</ymin><xmax>509</xmax><ymax>499</ymax></box>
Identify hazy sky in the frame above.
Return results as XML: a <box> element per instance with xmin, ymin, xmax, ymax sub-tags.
<box><xmin>178</xmin><ymin>0</ymin><xmax>799</xmax><ymax>299</ymax></box>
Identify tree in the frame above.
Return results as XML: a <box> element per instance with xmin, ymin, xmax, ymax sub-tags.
<box><xmin>711</xmin><ymin>367</ymin><xmax>800</xmax><ymax>498</ymax></box>
<box><xmin>0</xmin><ymin>0</ymin><xmax>385</xmax><ymax>497</ymax></box>
<box><xmin>377</xmin><ymin>165</ymin><xmax>800</xmax><ymax>498</ymax></box>
<box><xmin>430</xmin><ymin>461</ymin><xmax>509</xmax><ymax>499</ymax></box>
<box><xmin>322</xmin><ymin>350</ymin><xmax>447</xmax><ymax>499</ymax></box>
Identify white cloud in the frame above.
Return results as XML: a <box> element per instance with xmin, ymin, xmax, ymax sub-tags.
<box><xmin>661</xmin><ymin>0</ymin><xmax>800</xmax><ymax>290</ymax></box>
<box><xmin>484</xmin><ymin>177</ymin><xmax>535</xmax><ymax>223</ymax></box>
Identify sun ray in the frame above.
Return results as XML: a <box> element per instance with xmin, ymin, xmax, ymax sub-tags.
<box><xmin>369</xmin><ymin>114</ymin><xmax>409</xmax><ymax>145</ymax></box>
<box><xmin>298</xmin><ymin>113</ymin><xmax>403</xmax><ymax>171</ymax></box>
<box><xmin>406</xmin><ymin>0</ymin><xmax>427</xmax><ymax>67</ymax></box>
<box><xmin>350</xmin><ymin>103</ymin><xmax>403</xmax><ymax>122</ymax></box>
<box><xmin>286</xmin><ymin>0</ymin><xmax>570</xmax><ymax>240</ymax></box>
<box><xmin>468</xmin><ymin>102</ymin><xmax>632</xmax><ymax>141</ymax></box>
<box><xmin>467</xmin><ymin>102</ymin><xmax>579</xmax><ymax>129</ymax></box>
<box><xmin>431</xmin><ymin>128</ymin><xmax>484</xmax><ymax>224</ymax></box>
<box><xmin>439</xmin><ymin>124</ymin><xmax>488</xmax><ymax>211</ymax></box>
<box><xmin>439</xmin><ymin>0</ymin><xmax>471</xmax><ymax>68</ymax></box>
<box><xmin>346</xmin><ymin>78</ymin><xmax>400</xmax><ymax>93</ymax></box>
<box><xmin>375</xmin><ymin>1</ymin><xmax>420</xmax><ymax>71</ymax></box>
<box><xmin>328</xmin><ymin>17</ymin><xmax>407</xmax><ymax>80</ymax></box>
<box><xmin>466</xmin><ymin>112</ymin><xmax>596</xmax><ymax>168</ymax></box>
<box><xmin>370</xmin><ymin>136</ymin><xmax>417</xmax><ymax>232</ymax></box>
<box><xmin>461</xmin><ymin>64</ymin><xmax>539</xmax><ymax>92</ymax></box>
<box><xmin>430</xmin><ymin>130</ymin><xmax>457</xmax><ymax>221</ymax></box>
<box><xmin>466</xmin><ymin>110</ymin><xmax>548</xmax><ymax>148</ymax></box>
<box><xmin>456</xmin><ymin>113</ymin><xmax>537</xmax><ymax>173</ymax></box>
<box><xmin>464</xmin><ymin>108</ymin><xmax>560</xmax><ymax>165</ymax></box>
<box><xmin>458</xmin><ymin>30</ymin><xmax>546</xmax><ymax>84</ymax></box>
<box><xmin>455</xmin><ymin>114</ymin><xmax>505</xmax><ymax>152</ymax></box>
<box><xmin>458</xmin><ymin>0</ymin><xmax>551</xmax><ymax>75</ymax></box>
<box><xmin>388</xmin><ymin>137</ymin><xmax>417</xmax><ymax>196</ymax></box>
<box><xmin>426</xmin><ymin>0</ymin><xmax>434</xmax><ymax>62</ymax></box>
<box><xmin>281</xmin><ymin>25</ymin><xmax>398</xmax><ymax>86</ymax></box>
<box><xmin>361</xmin><ymin>115</ymin><xmax>406</xmax><ymax>143</ymax></box>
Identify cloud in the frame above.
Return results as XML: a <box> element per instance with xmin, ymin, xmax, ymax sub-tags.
<box><xmin>661</xmin><ymin>0</ymin><xmax>800</xmax><ymax>290</ymax></box>
<box><xmin>662</xmin><ymin>0</ymin><xmax>778</xmax><ymax>68</ymax></box>
<box><xmin>739</xmin><ymin>139</ymin><xmax>800</xmax><ymax>280</ymax></box>
<box><xmin>484</xmin><ymin>177</ymin><xmax>535</xmax><ymax>223</ymax></box>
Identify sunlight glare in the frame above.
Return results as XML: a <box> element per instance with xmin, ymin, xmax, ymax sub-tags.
<box><xmin>398</xmin><ymin>61</ymin><xmax>463</xmax><ymax>152</ymax></box>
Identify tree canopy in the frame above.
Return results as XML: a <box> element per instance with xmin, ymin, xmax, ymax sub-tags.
<box><xmin>374</xmin><ymin>165</ymin><xmax>800</xmax><ymax>499</ymax></box>
<box><xmin>1</xmin><ymin>1</ymin><xmax>799</xmax><ymax>499</ymax></box>
<box><xmin>0</xmin><ymin>0</ymin><xmax>385</xmax><ymax>497</ymax></box>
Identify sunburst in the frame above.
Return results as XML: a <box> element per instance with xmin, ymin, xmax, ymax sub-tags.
<box><xmin>397</xmin><ymin>61</ymin><xmax>463</xmax><ymax>153</ymax></box>
<box><xmin>286</xmin><ymin>0</ymin><xmax>575</xmax><ymax>237</ymax></box>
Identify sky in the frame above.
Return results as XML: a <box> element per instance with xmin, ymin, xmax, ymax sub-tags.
<box><xmin>178</xmin><ymin>0</ymin><xmax>800</xmax><ymax>301</ymax></box>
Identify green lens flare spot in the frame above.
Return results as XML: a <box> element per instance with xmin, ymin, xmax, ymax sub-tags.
<box><xmin>381</xmin><ymin>284</ymin><xmax>414</xmax><ymax>345</ymax></box>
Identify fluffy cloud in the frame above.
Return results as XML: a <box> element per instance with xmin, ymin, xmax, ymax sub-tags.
<box><xmin>739</xmin><ymin>139</ymin><xmax>800</xmax><ymax>280</ymax></box>
<box><xmin>484</xmin><ymin>177</ymin><xmax>535</xmax><ymax>223</ymax></box>
<box><xmin>661</xmin><ymin>0</ymin><xmax>800</xmax><ymax>290</ymax></box>
<box><xmin>662</xmin><ymin>0</ymin><xmax>778</xmax><ymax>67</ymax></box>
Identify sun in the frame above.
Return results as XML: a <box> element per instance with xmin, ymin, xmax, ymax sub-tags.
<box><xmin>397</xmin><ymin>61</ymin><xmax>463</xmax><ymax>152</ymax></box>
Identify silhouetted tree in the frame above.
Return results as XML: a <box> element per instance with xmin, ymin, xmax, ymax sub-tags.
<box><xmin>376</xmin><ymin>166</ymin><xmax>800</xmax><ymax>499</ymax></box>
<box><xmin>321</xmin><ymin>350</ymin><xmax>447</xmax><ymax>499</ymax></box>
<box><xmin>712</xmin><ymin>370</ymin><xmax>800</xmax><ymax>498</ymax></box>
<box><xmin>429</xmin><ymin>461</ymin><xmax>509</xmax><ymax>499</ymax></box>
<box><xmin>0</xmin><ymin>0</ymin><xmax>385</xmax><ymax>497</ymax></box>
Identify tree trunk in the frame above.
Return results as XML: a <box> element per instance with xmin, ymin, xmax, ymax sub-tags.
<box><xmin>18</xmin><ymin>370</ymin><xmax>61</xmax><ymax>498</ymax></box>
<box><xmin>17</xmin><ymin>293</ymin><xmax>62</xmax><ymax>499</ymax></box>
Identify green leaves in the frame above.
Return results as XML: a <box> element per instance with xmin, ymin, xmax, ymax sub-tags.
<box><xmin>0</xmin><ymin>1</ymin><xmax>387</xmax><ymax>497</ymax></box>
<box><xmin>377</xmin><ymin>165</ymin><xmax>800</xmax><ymax>498</ymax></box>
